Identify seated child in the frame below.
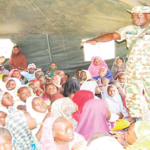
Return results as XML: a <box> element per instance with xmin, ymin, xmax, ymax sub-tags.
<box><xmin>93</xmin><ymin>67</ymin><xmax>113</xmax><ymax>87</ymax></box>
<box><xmin>14</xmin><ymin>85</ymin><xmax>32</xmax><ymax>111</ymax></box>
<box><xmin>4</xmin><ymin>78</ymin><xmax>21</xmax><ymax>98</ymax></box>
<box><xmin>41</xmin><ymin>115</ymin><xmax>86</xmax><ymax>150</ymax></box>
<box><xmin>80</xmin><ymin>70</ymin><xmax>92</xmax><ymax>85</ymax></box>
<box><xmin>21</xmin><ymin>63</ymin><xmax>41</xmax><ymax>82</ymax></box>
<box><xmin>0</xmin><ymin>91</ymin><xmax>15</xmax><ymax>113</ymax></box>
<box><xmin>116</xmin><ymin>72</ymin><xmax>126</xmax><ymax>90</ymax></box>
<box><xmin>51</xmin><ymin>75</ymin><xmax>61</xmax><ymax>88</ymax></box>
<box><xmin>0</xmin><ymin>106</ymin><xmax>8</xmax><ymax>127</ymax></box>
<box><xmin>0</xmin><ymin>127</ymin><xmax>13</xmax><ymax>150</ymax></box>
<box><xmin>88</xmin><ymin>56</ymin><xmax>108</xmax><ymax>78</ymax></box>
<box><xmin>29</xmin><ymin>79</ymin><xmax>43</xmax><ymax>96</ymax></box>
<box><xmin>45</xmin><ymin>62</ymin><xmax>57</xmax><ymax>78</ymax></box>
<box><xmin>27</xmin><ymin>82</ymin><xmax>38</xmax><ymax>95</ymax></box>
<box><xmin>6</xmin><ymin>111</ymin><xmax>41</xmax><ymax>150</ymax></box>
<box><xmin>111</xmin><ymin>56</ymin><xmax>126</xmax><ymax>79</ymax></box>
<box><xmin>0</xmin><ymin>74</ymin><xmax>10</xmax><ymax>91</ymax></box>
<box><xmin>9</xmin><ymin>69</ymin><xmax>28</xmax><ymax>85</ymax></box>
<box><xmin>26</xmin><ymin>96</ymin><xmax>48</xmax><ymax>136</ymax></box>
<box><xmin>73</xmin><ymin>69</ymin><xmax>82</xmax><ymax>83</ymax></box>
<box><xmin>35</xmin><ymin>70</ymin><xmax>44</xmax><ymax>79</ymax></box>
<box><xmin>102</xmin><ymin>84</ymin><xmax>128</xmax><ymax>121</ymax></box>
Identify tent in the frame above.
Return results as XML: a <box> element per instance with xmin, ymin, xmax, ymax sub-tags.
<box><xmin>0</xmin><ymin>0</ymin><xmax>149</xmax><ymax>75</ymax></box>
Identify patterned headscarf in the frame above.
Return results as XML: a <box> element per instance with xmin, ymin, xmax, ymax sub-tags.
<box><xmin>6</xmin><ymin>111</ymin><xmax>31</xmax><ymax>150</ymax></box>
<box><xmin>51</xmin><ymin>97</ymin><xmax>77</xmax><ymax>130</ymax></box>
<box><xmin>126</xmin><ymin>121</ymin><xmax>150</xmax><ymax>150</ymax></box>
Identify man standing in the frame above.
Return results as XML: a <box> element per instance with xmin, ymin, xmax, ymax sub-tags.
<box><xmin>82</xmin><ymin>6</ymin><xmax>150</xmax><ymax>120</ymax></box>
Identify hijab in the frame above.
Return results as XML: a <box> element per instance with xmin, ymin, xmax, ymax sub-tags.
<box><xmin>26</xmin><ymin>96</ymin><xmax>47</xmax><ymax>136</ymax></box>
<box><xmin>51</xmin><ymin>97</ymin><xmax>77</xmax><ymax>130</ymax></box>
<box><xmin>88</xmin><ymin>56</ymin><xmax>108</xmax><ymax>77</ymax></box>
<box><xmin>41</xmin><ymin>115</ymin><xmax>85</xmax><ymax>150</ymax></box>
<box><xmin>72</xmin><ymin>90</ymin><xmax>94</xmax><ymax>122</ymax></box>
<box><xmin>9</xmin><ymin>46</ymin><xmax>27</xmax><ymax>70</ymax></box>
<box><xmin>80</xmin><ymin>70</ymin><xmax>92</xmax><ymax>85</ymax></box>
<box><xmin>4</xmin><ymin>78</ymin><xmax>21</xmax><ymax>98</ymax></box>
<box><xmin>126</xmin><ymin>121</ymin><xmax>150</xmax><ymax>150</ymax></box>
<box><xmin>75</xmin><ymin>99</ymin><xmax>110</xmax><ymax>141</ymax></box>
<box><xmin>87</xmin><ymin>136</ymin><xmax>124</xmax><ymax>150</ymax></box>
<box><xmin>102</xmin><ymin>84</ymin><xmax>128</xmax><ymax>117</ymax></box>
<box><xmin>80</xmin><ymin>80</ymin><xmax>98</xmax><ymax>95</ymax></box>
<box><xmin>111</xmin><ymin>56</ymin><xmax>126</xmax><ymax>76</ymax></box>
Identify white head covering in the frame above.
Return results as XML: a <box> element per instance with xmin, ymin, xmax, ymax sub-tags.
<box><xmin>26</xmin><ymin>96</ymin><xmax>47</xmax><ymax>135</ymax></box>
<box><xmin>80</xmin><ymin>80</ymin><xmax>98</xmax><ymax>95</ymax></box>
<box><xmin>51</xmin><ymin>97</ymin><xmax>77</xmax><ymax>130</ymax></box>
<box><xmin>102</xmin><ymin>84</ymin><xmax>128</xmax><ymax>117</ymax></box>
<box><xmin>0</xmin><ymin>106</ymin><xmax>8</xmax><ymax>114</ymax></box>
<box><xmin>87</xmin><ymin>136</ymin><xmax>124</xmax><ymax>150</ymax></box>
<box><xmin>51</xmin><ymin>75</ymin><xmax>61</xmax><ymax>88</ymax></box>
<box><xmin>4</xmin><ymin>78</ymin><xmax>21</xmax><ymax>98</ymax></box>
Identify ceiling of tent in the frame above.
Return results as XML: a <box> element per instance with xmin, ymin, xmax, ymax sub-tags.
<box><xmin>0</xmin><ymin>0</ymin><xmax>150</xmax><ymax>36</ymax></box>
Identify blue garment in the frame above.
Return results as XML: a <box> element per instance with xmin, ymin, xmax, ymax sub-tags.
<box><xmin>93</xmin><ymin>69</ymin><xmax>114</xmax><ymax>82</ymax></box>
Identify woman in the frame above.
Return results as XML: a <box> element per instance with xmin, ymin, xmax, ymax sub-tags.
<box><xmin>102</xmin><ymin>84</ymin><xmax>128</xmax><ymax>119</ymax></box>
<box><xmin>9</xmin><ymin>46</ymin><xmax>27</xmax><ymax>70</ymax></box>
<box><xmin>88</xmin><ymin>56</ymin><xmax>108</xmax><ymax>78</ymax></box>
<box><xmin>75</xmin><ymin>99</ymin><xmax>110</xmax><ymax>141</ymax></box>
<box><xmin>43</xmin><ymin>83</ymin><xmax>64</xmax><ymax>103</ymax></box>
<box><xmin>72</xmin><ymin>90</ymin><xmax>94</xmax><ymax>122</ymax></box>
<box><xmin>51</xmin><ymin>97</ymin><xmax>78</xmax><ymax>130</ymax></box>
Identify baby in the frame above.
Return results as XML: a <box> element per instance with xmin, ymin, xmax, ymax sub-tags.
<box><xmin>0</xmin><ymin>127</ymin><xmax>13</xmax><ymax>150</ymax></box>
<box><xmin>45</xmin><ymin>62</ymin><xmax>57</xmax><ymax>78</ymax></box>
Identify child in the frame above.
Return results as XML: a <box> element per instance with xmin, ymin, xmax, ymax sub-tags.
<box><xmin>111</xmin><ymin>56</ymin><xmax>126</xmax><ymax>79</ymax></box>
<box><xmin>26</xmin><ymin>96</ymin><xmax>48</xmax><ymax>136</ymax></box>
<box><xmin>51</xmin><ymin>75</ymin><xmax>61</xmax><ymax>88</ymax></box>
<box><xmin>41</xmin><ymin>115</ymin><xmax>86</xmax><ymax>150</ymax></box>
<box><xmin>35</xmin><ymin>70</ymin><xmax>44</xmax><ymax>79</ymax></box>
<box><xmin>93</xmin><ymin>67</ymin><xmax>113</xmax><ymax>87</ymax></box>
<box><xmin>0</xmin><ymin>106</ymin><xmax>8</xmax><ymax>127</ymax></box>
<box><xmin>27</xmin><ymin>82</ymin><xmax>38</xmax><ymax>95</ymax></box>
<box><xmin>4</xmin><ymin>78</ymin><xmax>21</xmax><ymax>98</ymax></box>
<box><xmin>102</xmin><ymin>84</ymin><xmax>128</xmax><ymax>120</ymax></box>
<box><xmin>80</xmin><ymin>70</ymin><xmax>92</xmax><ymax>85</ymax></box>
<box><xmin>117</xmin><ymin>72</ymin><xmax>126</xmax><ymax>89</ymax></box>
<box><xmin>0</xmin><ymin>74</ymin><xmax>10</xmax><ymax>91</ymax></box>
<box><xmin>6</xmin><ymin>111</ymin><xmax>41</xmax><ymax>150</ymax></box>
<box><xmin>88</xmin><ymin>56</ymin><xmax>108</xmax><ymax>78</ymax></box>
<box><xmin>1</xmin><ymin>74</ymin><xmax>10</xmax><ymax>83</ymax></box>
<box><xmin>9</xmin><ymin>69</ymin><xmax>28</xmax><ymax>85</ymax></box>
<box><xmin>101</xmin><ymin>78</ymin><xmax>110</xmax><ymax>87</ymax></box>
<box><xmin>14</xmin><ymin>85</ymin><xmax>32</xmax><ymax>111</ymax></box>
<box><xmin>0</xmin><ymin>127</ymin><xmax>13</xmax><ymax>150</ymax></box>
<box><xmin>21</xmin><ymin>63</ymin><xmax>41</xmax><ymax>82</ymax></box>
<box><xmin>45</xmin><ymin>62</ymin><xmax>57</xmax><ymax>78</ymax></box>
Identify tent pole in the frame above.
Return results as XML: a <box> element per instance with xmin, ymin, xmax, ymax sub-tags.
<box><xmin>46</xmin><ymin>34</ymin><xmax>52</xmax><ymax>62</ymax></box>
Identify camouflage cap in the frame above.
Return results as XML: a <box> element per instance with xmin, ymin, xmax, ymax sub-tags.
<box><xmin>127</xmin><ymin>6</ymin><xmax>150</xmax><ymax>13</ymax></box>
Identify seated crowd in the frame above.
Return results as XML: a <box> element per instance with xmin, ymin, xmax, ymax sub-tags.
<box><xmin>0</xmin><ymin>46</ymin><xmax>149</xmax><ymax>150</ymax></box>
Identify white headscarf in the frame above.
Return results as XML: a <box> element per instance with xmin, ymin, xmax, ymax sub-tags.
<box><xmin>4</xmin><ymin>78</ymin><xmax>21</xmax><ymax>98</ymax></box>
<box><xmin>26</xmin><ymin>96</ymin><xmax>47</xmax><ymax>136</ymax></box>
<box><xmin>0</xmin><ymin>105</ymin><xmax>8</xmax><ymax>114</ymax></box>
<box><xmin>51</xmin><ymin>97</ymin><xmax>77</xmax><ymax>130</ymax></box>
<box><xmin>87</xmin><ymin>136</ymin><xmax>124</xmax><ymax>150</ymax></box>
<box><xmin>80</xmin><ymin>80</ymin><xmax>98</xmax><ymax>95</ymax></box>
<box><xmin>102</xmin><ymin>84</ymin><xmax>128</xmax><ymax>117</ymax></box>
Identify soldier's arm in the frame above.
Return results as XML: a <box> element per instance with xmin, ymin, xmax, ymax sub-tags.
<box><xmin>82</xmin><ymin>32</ymin><xmax>121</xmax><ymax>45</ymax></box>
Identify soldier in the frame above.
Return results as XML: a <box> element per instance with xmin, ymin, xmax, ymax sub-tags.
<box><xmin>82</xmin><ymin>6</ymin><xmax>150</xmax><ymax>120</ymax></box>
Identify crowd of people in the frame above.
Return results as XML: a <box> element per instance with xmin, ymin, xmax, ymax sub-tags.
<box><xmin>0</xmin><ymin>45</ymin><xmax>149</xmax><ymax>150</ymax></box>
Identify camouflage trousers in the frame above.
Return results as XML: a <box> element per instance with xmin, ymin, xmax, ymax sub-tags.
<box><xmin>125</xmin><ymin>73</ymin><xmax>150</xmax><ymax>118</ymax></box>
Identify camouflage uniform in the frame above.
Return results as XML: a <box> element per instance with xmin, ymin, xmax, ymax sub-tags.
<box><xmin>116</xmin><ymin>23</ymin><xmax>150</xmax><ymax>118</ymax></box>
